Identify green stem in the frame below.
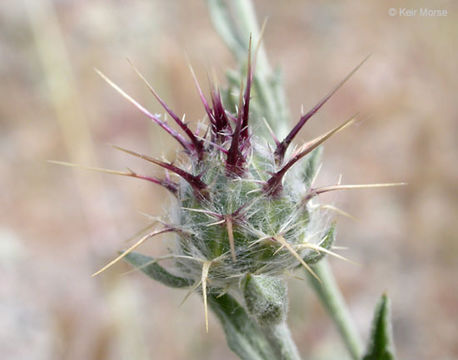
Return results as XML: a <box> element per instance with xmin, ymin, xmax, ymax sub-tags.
<box><xmin>261</xmin><ymin>322</ymin><xmax>302</xmax><ymax>360</ymax></box>
<box><xmin>208</xmin><ymin>293</ymin><xmax>277</xmax><ymax>360</ymax></box>
<box><xmin>210</xmin><ymin>292</ymin><xmax>302</xmax><ymax>360</ymax></box>
<box><xmin>308</xmin><ymin>260</ymin><xmax>363</xmax><ymax>360</ymax></box>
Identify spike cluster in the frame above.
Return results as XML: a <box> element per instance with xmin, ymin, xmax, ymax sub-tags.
<box><xmin>87</xmin><ymin>52</ymin><xmax>404</xmax><ymax>331</ymax></box>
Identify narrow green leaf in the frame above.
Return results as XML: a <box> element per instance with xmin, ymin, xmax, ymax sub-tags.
<box><xmin>207</xmin><ymin>0</ymin><xmax>246</xmax><ymax>60</ymax></box>
<box><xmin>123</xmin><ymin>252</ymin><xmax>194</xmax><ymax>288</ymax></box>
<box><xmin>207</xmin><ymin>0</ymin><xmax>290</xmax><ymax>139</ymax></box>
<box><xmin>362</xmin><ymin>294</ymin><xmax>396</xmax><ymax>360</ymax></box>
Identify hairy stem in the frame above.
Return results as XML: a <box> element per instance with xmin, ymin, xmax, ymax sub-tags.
<box><xmin>210</xmin><ymin>289</ymin><xmax>302</xmax><ymax>360</ymax></box>
<box><xmin>261</xmin><ymin>322</ymin><xmax>302</xmax><ymax>360</ymax></box>
<box><xmin>308</xmin><ymin>259</ymin><xmax>363</xmax><ymax>360</ymax></box>
<box><xmin>208</xmin><ymin>293</ymin><xmax>277</xmax><ymax>360</ymax></box>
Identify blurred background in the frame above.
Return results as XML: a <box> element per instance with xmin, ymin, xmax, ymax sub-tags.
<box><xmin>1</xmin><ymin>0</ymin><xmax>457</xmax><ymax>359</ymax></box>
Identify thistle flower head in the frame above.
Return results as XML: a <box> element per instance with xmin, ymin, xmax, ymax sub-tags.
<box><xmin>88</xmin><ymin>48</ymin><xmax>404</xmax><ymax>332</ymax></box>
<box><xmin>97</xmin><ymin>51</ymin><xmax>337</xmax><ymax>281</ymax></box>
